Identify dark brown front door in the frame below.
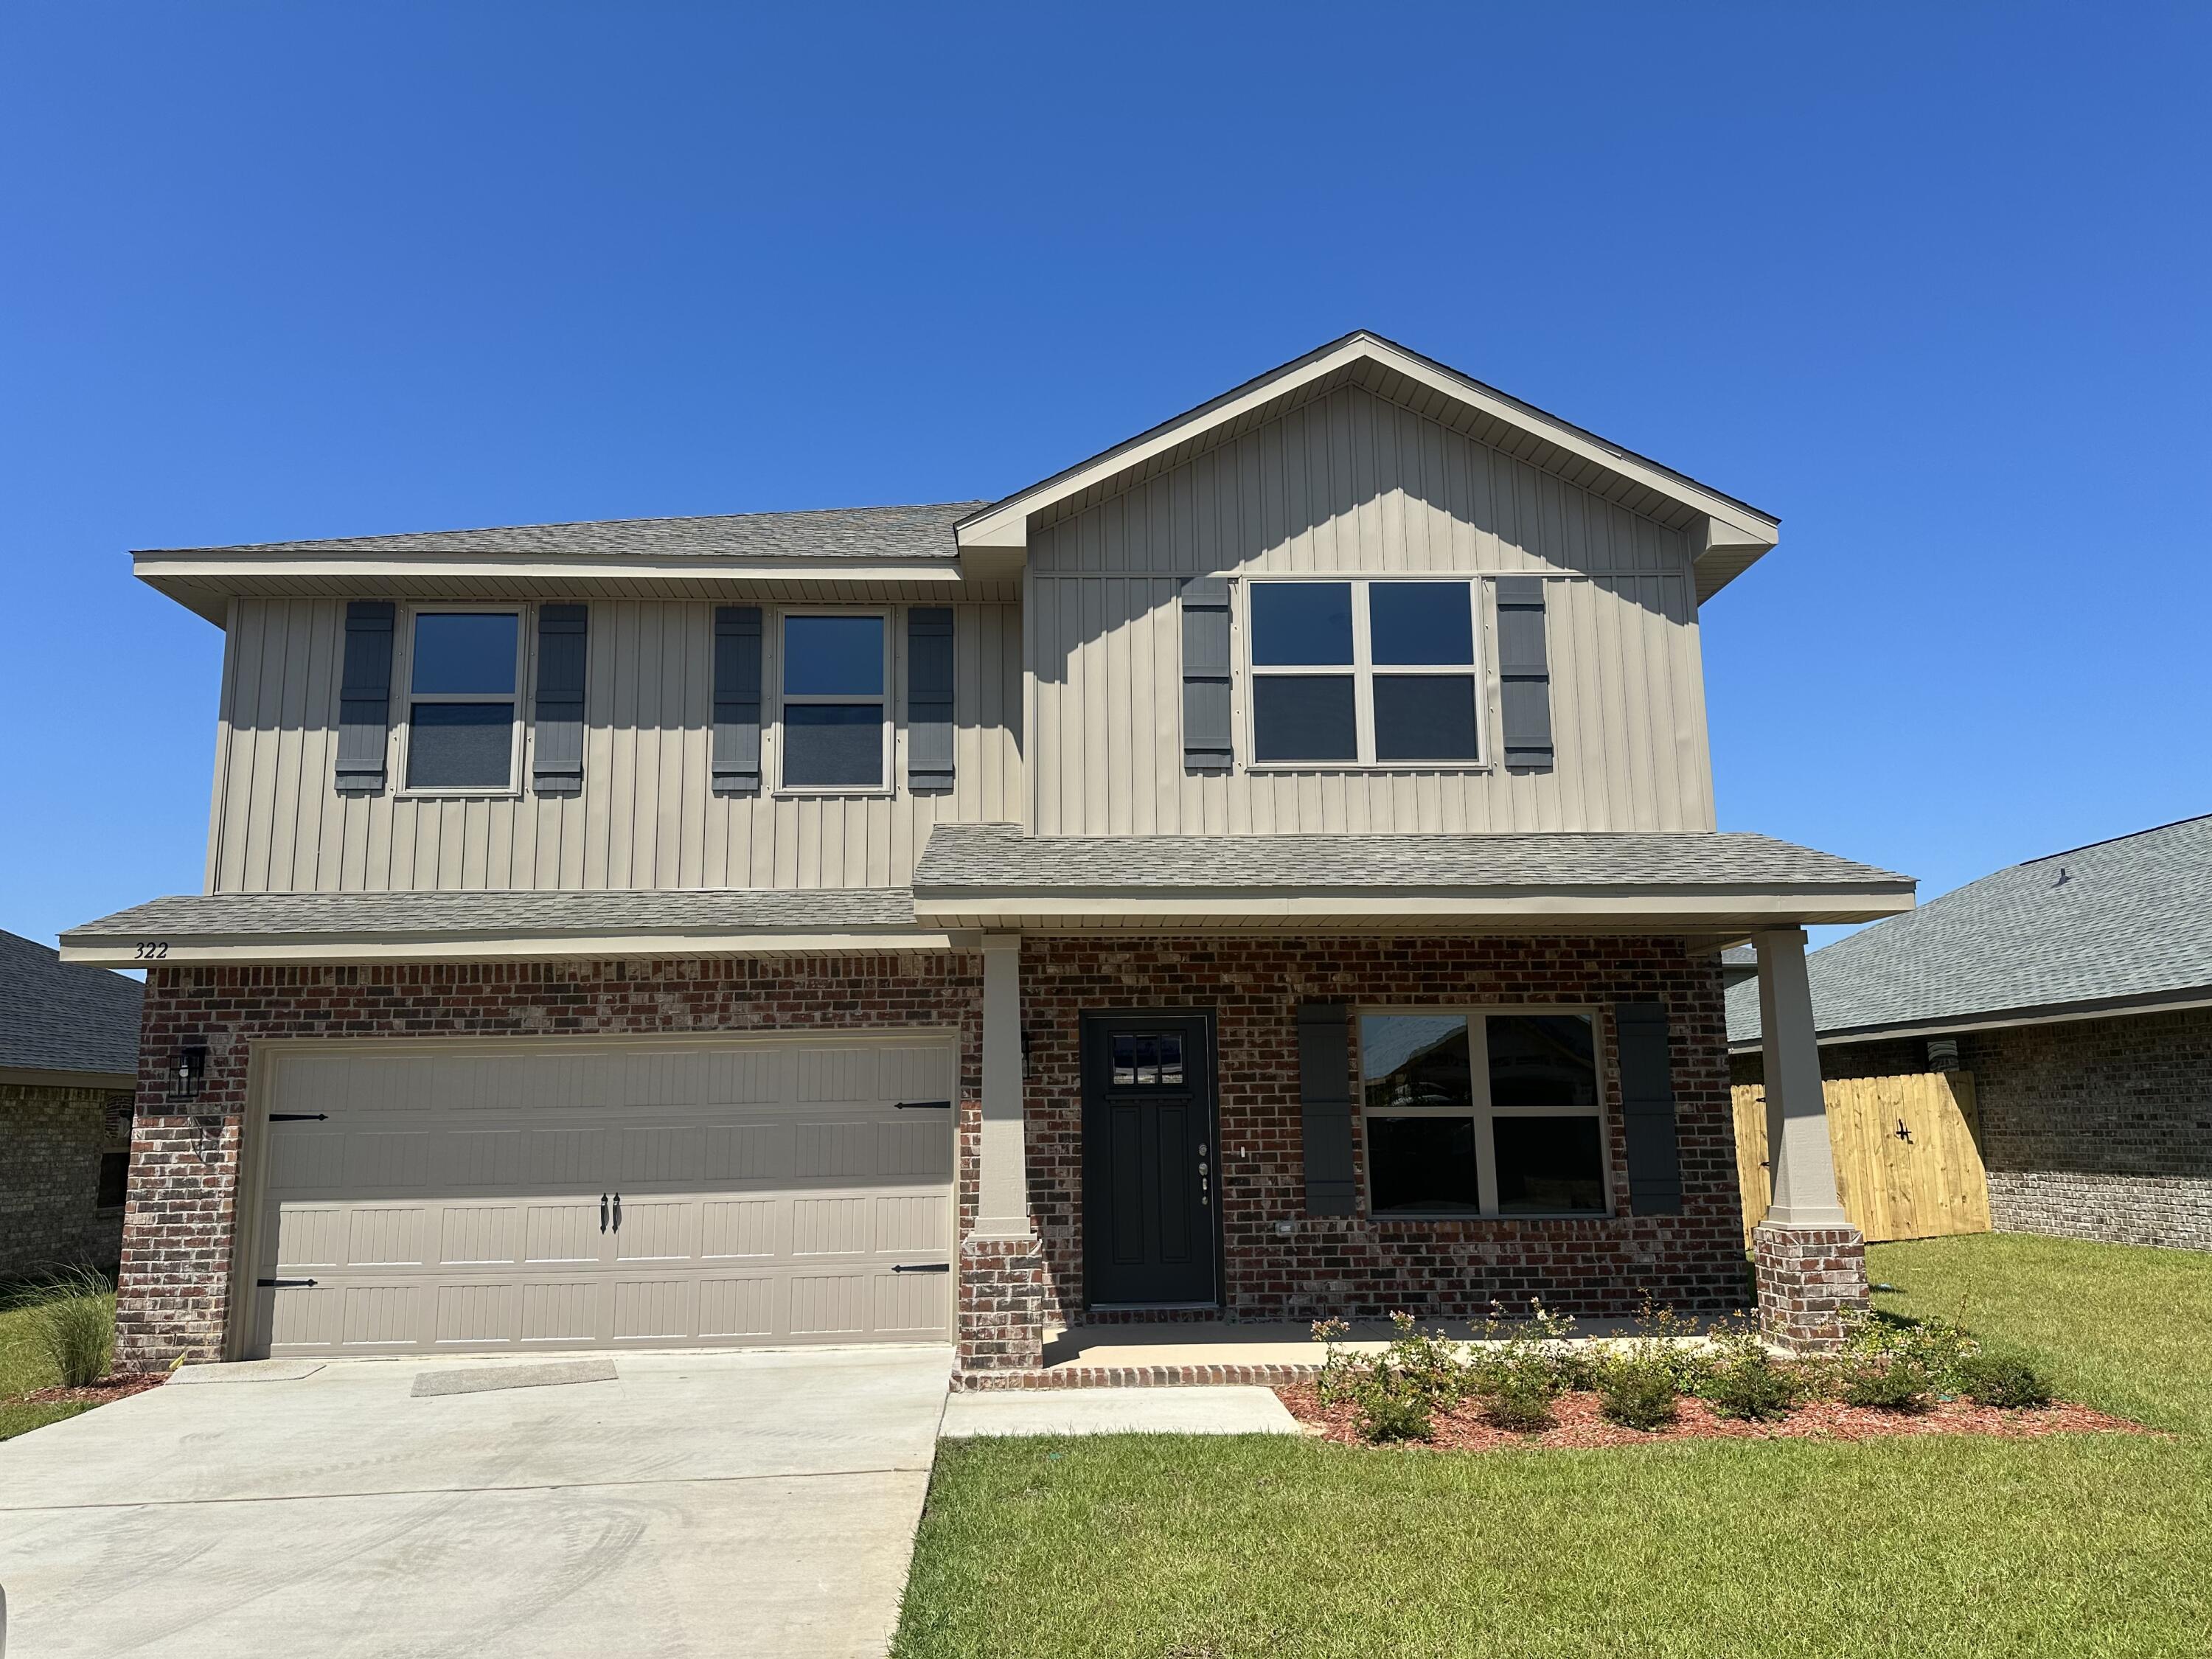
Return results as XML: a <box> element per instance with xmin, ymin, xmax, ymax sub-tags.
<box><xmin>1082</xmin><ymin>1013</ymin><xmax>1218</xmax><ymax>1308</ymax></box>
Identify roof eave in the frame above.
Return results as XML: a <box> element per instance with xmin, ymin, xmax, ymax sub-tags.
<box><xmin>59</xmin><ymin>925</ymin><xmax>959</xmax><ymax>969</ymax></box>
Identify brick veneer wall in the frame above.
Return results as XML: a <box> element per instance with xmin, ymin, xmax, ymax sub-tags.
<box><xmin>120</xmin><ymin>955</ymin><xmax>984</xmax><ymax>1368</ymax></box>
<box><xmin>1733</xmin><ymin>1008</ymin><xmax>2212</xmax><ymax>1253</ymax></box>
<box><xmin>1019</xmin><ymin>935</ymin><xmax>1748</xmax><ymax>1328</ymax></box>
<box><xmin>1</xmin><ymin>1082</ymin><xmax>133</xmax><ymax>1279</ymax></box>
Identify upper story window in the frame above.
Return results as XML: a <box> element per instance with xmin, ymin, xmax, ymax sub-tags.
<box><xmin>1248</xmin><ymin>580</ymin><xmax>1481</xmax><ymax>766</ymax></box>
<box><xmin>779</xmin><ymin>613</ymin><xmax>888</xmax><ymax>790</ymax></box>
<box><xmin>403</xmin><ymin>610</ymin><xmax>521</xmax><ymax>792</ymax></box>
<box><xmin>1359</xmin><ymin>1009</ymin><xmax>1607</xmax><ymax>1218</ymax></box>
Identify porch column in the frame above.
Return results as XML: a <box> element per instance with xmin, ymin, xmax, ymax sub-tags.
<box><xmin>1750</xmin><ymin>928</ymin><xmax>1868</xmax><ymax>1350</ymax></box>
<box><xmin>959</xmin><ymin>933</ymin><xmax>1045</xmax><ymax>1374</ymax></box>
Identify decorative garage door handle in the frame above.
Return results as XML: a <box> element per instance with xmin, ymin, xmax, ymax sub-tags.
<box><xmin>257</xmin><ymin>1278</ymin><xmax>317</xmax><ymax>1288</ymax></box>
<box><xmin>612</xmin><ymin>1192</ymin><xmax>622</xmax><ymax>1232</ymax></box>
<box><xmin>600</xmin><ymin>1194</ymin><xmax>609</xmax><ymax>1234</ymax></box>
<box><xmin>891</xmin><ymin>1262</ymin><xmax>950</xmax><ymax>1273</ymax></box>
<box><xmin>894</xmin><ymin>1099</ymin><xmax>952</xmax><ymax>1110</ymax></box>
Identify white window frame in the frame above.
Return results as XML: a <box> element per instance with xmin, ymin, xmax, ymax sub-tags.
<box><xmin>392</xmin><ymin>602</ymin><xmax>529</xmax><ymax>799</ymax></box>
<box><xmin>771</xmin><ymin>606</ymin><xmax>895</xmax><ymax>796</ymax></box>
<box><xmin>1356</xmin><ymin>1004</ymin><xmax>1613</xmax><ymax>1220</ymax></box>
<box><xmin>1239</xmin><ymin>576</ymin><xmax>1487</xmax><ymax>771</ymax></box>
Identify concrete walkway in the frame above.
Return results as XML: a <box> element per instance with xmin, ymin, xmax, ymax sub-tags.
<box><xmin>0</xmin><ymin>1346</ymin><xmax>953</xmax><ymax>1659</ymax></box>
<box><xmin>941</xmin><ymin>1385</ymin><xmax>1298</xmax><ymax>1437</ymax></box>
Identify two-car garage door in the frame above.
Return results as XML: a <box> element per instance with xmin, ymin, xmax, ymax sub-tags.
<box><xmin>241</xmin><ymin>1034</ymin><xmax>956</xmax><ymax>1358</ymax></box>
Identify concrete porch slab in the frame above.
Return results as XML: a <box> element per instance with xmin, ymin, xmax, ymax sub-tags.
<box><xmin>941</xmin><ymin>1385</ymin><xmax>1297</xmax><ymax>1437</ymax></box>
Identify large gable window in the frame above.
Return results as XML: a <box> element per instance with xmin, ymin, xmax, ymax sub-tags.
<box><xmin>1360</xmin><ymin>1009</ymin><xmax>1607</xmax><ymax>1217</ymax></box>
<box><xmin>779</xmin><ymin>613</ymin><xmax>888</xmax><ymax>790</ymax></box>
<box><xmin>1248</xmin><ymin>580</ymin><xmax>1481</xmax><ymax>765</ymax></box>
<box><xmin>403</xmin><ymin>610</ymin><xmax>521</xmax><ymax>792</ymax></box>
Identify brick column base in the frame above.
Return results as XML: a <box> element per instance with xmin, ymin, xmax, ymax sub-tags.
<box><xmin>1753</xmin><ymin>1222</ymin><xmax>1869</xmax><ymax>1352</ymax></box>
<box><xmin>958</xmin><ymin>1235</ymin><xmax>1047</xmax><ymax>1372</ymax></box>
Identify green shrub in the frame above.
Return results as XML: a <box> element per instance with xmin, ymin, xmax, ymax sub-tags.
<box><xmin>1353</xmin><ymin>1374</ymin><xmax>1436</xmax><ymax>1443</ymax></box>
<box><xmin>10</xmin><ymin>1266</ymin><xmax>117</xmax><ymax>1388</ymax></box>
<box><xmin>1840</xmin><ymin>1309</ymin><xmax>1977</xmax><ymax>1393</ymax></box>
<box><xmin>1701</xmin><ymin>1335</ymin><xmax>1803</xmax><ymax>1422</ymax></box>
<box><xmin>1838</xmin><ymin>1354</ymin><xmax>1932</xmax><ymax>1413</ymax></box>
<box><xmin>1481</xmin><ymin>1370</ymin><xmax>1558</xmax><ymax>1433</ymax></box>
<box><xmin>1598</xmin><ymin>1357</ymin><xmax>1680</xmax><ymax>1429</ymax></box>
<box><xmin>1310</xmin><ymin>1312</ymin><xmax>1470</xmax><ymax>1441</ymax></box>
<box><xmin>1955</xmin><ymin>1349</ymin><xmax>2053</xmax><ymax>1409</ymax></box>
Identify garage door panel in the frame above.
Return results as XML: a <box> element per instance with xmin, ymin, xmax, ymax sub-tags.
<box><xmin>439</xmin><ymin>1205</ymin><xmax>521</xmax><ymax>1265</ymax></box>
<box><xmin>345</xmin><ymin>1207</ymin><xmax>429</xmax><ymax>1268</ymax></box>
<box><xmin>254</xmin><ymin>1037</ymin><xmax>954</xmax><ymax>1357</ymax></box>
<box><xmin>275</xmin><ymin>1205</ymin><xmax>344</xmax><ymax>1270</ymax></box>
<box><xmin>613</xmin><ymin>1199</ymin><xmax>699</xmax><ymax>1262</ymax></box>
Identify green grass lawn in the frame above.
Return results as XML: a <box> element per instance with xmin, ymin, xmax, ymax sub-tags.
<box><xmin>0</xmin><ymin>1295</ymin><xmax>100</xmax><ymax>1442</ymax></box>
<box><xmin>895</xmin><ymin>1234</ymin><xmax>2212</xmax><ymax>1659</ymax></box>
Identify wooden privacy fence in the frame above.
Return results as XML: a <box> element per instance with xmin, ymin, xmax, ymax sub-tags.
<box><xmin>1731</xmin><ymin>1071</ymin><xmax>1992</xmax><ymax>1245</ymax></box>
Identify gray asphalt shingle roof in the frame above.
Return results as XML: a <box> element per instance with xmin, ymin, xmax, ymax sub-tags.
<box><xmin>914</xmin><ymin>824</ymin><xmax>1908</xmax><ymax>892</ymax></box>
<box><xmin>1727</xmin><ymin>814</ymin><xmax>2212</xmax><ymax>1044</ymax></box>
<box><xmin>65</xmin><ymin>888</ymin><xmax>920</xmax><ymax>943</ymax></box>
<box><xmin>0</xmin><ymin>928</ymin><xmax>142</xmax><ymax>1077</ymax></box>
<box><xmin>142</xmin><ymin>501</ymin><xmax>984</xmax><ymax>562</ymax></box>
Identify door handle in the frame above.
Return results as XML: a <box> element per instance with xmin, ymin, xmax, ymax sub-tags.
<box><xmin>600</xmin><ymin>1194</ymin><xmax>609</xmax><ymax>1234</ymax></box>
<box><xmin>612</xmin><ymin>1192</ymin><xmax>622</xmax><ymax>1233</ymax></box>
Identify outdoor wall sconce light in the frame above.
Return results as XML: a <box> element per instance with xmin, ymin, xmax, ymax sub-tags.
<box><xmin>168</xmin><ymin>1043</ymin><xmax>209</xmax><ymax>1102</ymax></box>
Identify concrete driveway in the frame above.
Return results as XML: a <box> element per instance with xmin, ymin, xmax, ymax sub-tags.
<box><xmin>0</xmin><ymin>1346</ymin><xmax>951</xmax><ymax>1658</ymax></box>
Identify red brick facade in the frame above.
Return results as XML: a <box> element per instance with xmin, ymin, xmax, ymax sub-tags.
<box><xmin>1018</xmin><ymin>934</ymin><xmax>1749</xmax><ymax>1332</ymax></box>
<box><xmin>1750</xmin><ymin>1222</ymin><xmax>1868</xmax><ymax>1352</ymax></box>
<box><xmin>119</xmin><ymin>935</ymin><xmax>1750</xmax><ymax>1372</ymax></box>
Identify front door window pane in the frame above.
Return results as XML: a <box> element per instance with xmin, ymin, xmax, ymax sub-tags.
<box><xmin>1251</xmin><ymin>582</ymin><xmax>1353</xmax><ymax>666</ymax></box>
<box><xmin>782</xmin><ymin>705</ymin><xmax>883</xmax><ymax>787</ymax></box>
<box><xmin>1493</xmin><ymin>1116</ymin><xmax>1605</xmax><ymax>1213</ymax></box>
<box><xmin>1110</xmin><ymin>1032</ymin><xmax>1186</xmax><ymax>1088</ymax></box>
<box><xmin>407</xmin><ymin>703</ymin><xmax>514</xmax><ymax>789</ymax></box>
<box><xmin>1485</xmin><ymin>1015</ymin><xmax>1599</xmax><ymax>1106</ymax></box>
<box><xmin>1252</xmin><ymin>675</ymin><xmax>1357</xmax><ymax>762</ymax></box>
<box><xmin>1369</xmin><ymin>582</ymin><xmax>1472</xmax><ymax>665</ymax></box>
<box><xmin>783</xmin><ymin>616</ymin><xmax>884</xmax><ymax>695</ymax></box>
<box><xmin>1373</xmin><ymin>675</ymin><xmax>1478</xmax><ymax>761</ymax></box>
<box><xmin>1361</xmin><ymin>1015</ymin><xmax>1473</xmax><ymax>1112</ymax></box>
<box><xmin>411</xmin><ymin>613</ymin><xmax>518</xmax><ymax>695</ymax></box>
<box><xmin>1368</xmin><ymin>1117</ymin><xmax>1480</xmax><ymax>1214</ymax></box>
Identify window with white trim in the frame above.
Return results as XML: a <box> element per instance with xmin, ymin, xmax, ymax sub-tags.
<box><xmin>779</xmin><ymin>612</ymin><xmax>889</xmax><ymax>790</ymax></box>
<box><xmin>402</xmin><ymin>608</ymin><xmax>522</xmax><ymax>792</ymax></box>
<box><xmin>1359</xmin><ymin>1009</ymin><xmax>1607</xmax><ymax>1217</ymax></box>
<box><xmin>1247</xmin><ymin>579</ymin><xmax>1482</xmax><ymax>765</ymax></box>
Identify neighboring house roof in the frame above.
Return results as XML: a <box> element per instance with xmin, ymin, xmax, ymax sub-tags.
<box><xmin>1727</xmin><ymin>813</ymin><xmax>2212</xmax><ymax>1047</ymax></box>
<box><xmin>60</xmin><ymin>888</ymin><xmax>936</xmax><ymax>967</ymax></box>
<box><xmin>0</xmin><ymin>928</ymin><xmax>143</xmax><ymax>1081</ymax></box>
<box><xmin>137</xmin><ymin>501</ymin><xmax>984</xmax><ymax>563</ymax></box>
<box><xmin>912</xmin><ymin>824</ymin><xmax>1910</xmax><ymax>935</ymax></box>
<box><xmin>956</xmin><ymin>330</ymin><xmax>1781</xmax><ymax>599</ymax></box>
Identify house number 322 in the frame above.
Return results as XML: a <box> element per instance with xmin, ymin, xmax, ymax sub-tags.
<box><xmin>135</xmin><ymin>942</ymin><xmax>170</xmax><ymax>959</ymax></box>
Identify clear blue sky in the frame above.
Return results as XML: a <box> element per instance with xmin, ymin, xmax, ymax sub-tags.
<box><xmin>4</xmin><ymin>3</ymin><xmax>2206</xmax><ymax>949</ymax></box>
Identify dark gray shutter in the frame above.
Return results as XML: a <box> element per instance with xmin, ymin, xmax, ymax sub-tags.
<box><xmin>335</xmin><ymin>600</ymin><xmax>395</xmax><ymax>796</ymax></box>
<box><xmin>531</xmin><ymin>604</ymin><xmax>588</xmax><ymax>796</ymax></box>
<box><xmin>1495</xmin><ymin>576</ymin><xmax>1554</xmax><ymax>771</ymax></box>
<box><xmin>906</xmin><ymin>607</ymin><xmax>954</xmax><ymax>793</ymax></box>
<box><xmin>711</xmin><ymin>606</ymin><xmax>762</xmax><ymax>797</ymax></box>
<box><xmin>1298</xmin><ymin>1002</ymin><xmax>1357</xmax><ymax>1216</ymax></box>
<box><xmin>1615</xmin><ymin>1001</ymin><xmax>1684</xmax><ymax>1215</ymax></box>
<box><xmin>1180</xmin><ymin>576</ymin><xmax>1233</xmax><ymax>772</ymax></box>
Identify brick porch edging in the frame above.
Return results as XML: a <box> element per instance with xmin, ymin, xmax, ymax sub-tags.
<box><xmin>950</xmin><ymin>1361</ymin><xmax>1323</xmax><ymax>1391</ymax></box>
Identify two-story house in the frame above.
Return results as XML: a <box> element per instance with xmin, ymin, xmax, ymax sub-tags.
<box><xmin>65</xmin><ymin>332</ymin><xmax>1913</xmax><ymax>1377</ymax></box>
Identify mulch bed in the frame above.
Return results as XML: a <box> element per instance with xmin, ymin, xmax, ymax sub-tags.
<box><xmin>1275</xmin><ymin>1382</ymin><xmax>2146</xmax><ymax>1451</ymax></box>
<box><xmin>20</xmin><ymin>1373</ymin><xmax>167</xmax><ymax>1407</ymax></box>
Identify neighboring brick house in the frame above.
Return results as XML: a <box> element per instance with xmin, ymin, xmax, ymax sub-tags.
<box><xmin>0</xmin><ymin>928</ymin><xmax>143</xmax><ymax>1279</ymax></box>
<box><xmin>1729</xmin><ymin>815</ymin><xmax>2212</xmax><ymax>1254</ymax></box>
<box><xmin>61</xmin><ymin>330</ymin><xmax>1914</xmax><ymax>1374</ymax></box>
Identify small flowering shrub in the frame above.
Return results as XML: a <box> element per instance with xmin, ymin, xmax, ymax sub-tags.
<box><xmin>1840</xmin><ymin>1310</ymin><xmax>1978</xmax><ymax>1393</ymax></box>
<box><xmin>1597</xmin><ymin>1354</ymin><xmax>1680</xmax><ymax>1430</ymax></box>
<box><xmin>1955</xmin><ymin>1349</ymin><xmax>2053</xmax><ymax>1409</ymax></box>
<box><xmin>1310</xmin><ymin>1312</ymin><xmax>1472</xmax><ymax>1442</ymax></box>
<box><xmin>1837</xmin><ymin>1354</ymin><xmax>1933</xmax><ymax>1412</ymax></box>
<box><xmin>1700</xmin><ymin>1324</ymin><xmax>1804</xmax><ymax>1422</ymax></box>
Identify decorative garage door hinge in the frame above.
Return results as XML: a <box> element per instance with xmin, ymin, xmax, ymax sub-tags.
<box><xmin>257</xmin><ymin>1278</ymin><xmax>317</xmax><ymax>1288</ymax></box>
<box><xmin>894</xmin><ymin>1099</ymin><xmax>952</xmax><ymax>1110</ymax></box>
<box><xmin>891</xmin><ymin>1262</ymin><xmax>950</xmax><ymax>1273</ymax></box>
<box><xmin>268</xmin><ymin>1113</ymin><xmax>328</xmax><ymax>1121</ymax></box>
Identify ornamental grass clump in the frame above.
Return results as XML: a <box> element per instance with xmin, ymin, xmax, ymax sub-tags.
<box><xmin>10</xmin><ymin>1265</ymin><xmax>117</xmax><ymax>1388</ymax></box>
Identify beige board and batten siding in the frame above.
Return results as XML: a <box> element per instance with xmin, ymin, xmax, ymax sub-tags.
<box><xmin>209</xmin><ymin>597</ymin><xmax>1023</xmax><ymax>893</ymax></box>
<box><xmin>1026</xmin><ymin>383</ymin><xmax>1716</xmax><ymax>835</ymax></box>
